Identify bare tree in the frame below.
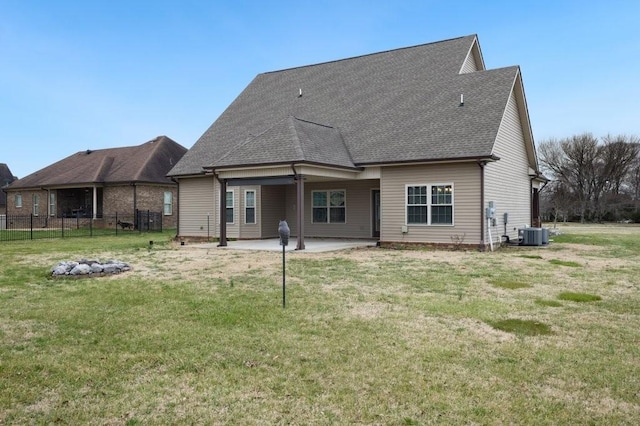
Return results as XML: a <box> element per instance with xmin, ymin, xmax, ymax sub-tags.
<box><xmin>539</xmin><ymin>180</ymin><xmax>573</xmax><ymax>226</ymax></box>
<box><xmin>538</xmin><ymin>134</ymin><xmax>598</xmax><ymax>222</ymax></box>
<box><xmin>593</xmin><ymin>135</ymin><xmax>639</xmax><ymax>220</ymax></box>
<box><xmin>627</xmin><ymin>141</ymin><xmax>640</xmax><ymax>215</ymax></box>
<box><xmin>538</xmin><ymin>133</ymin><xmax>640</xmax><ymax>223</ymax></box>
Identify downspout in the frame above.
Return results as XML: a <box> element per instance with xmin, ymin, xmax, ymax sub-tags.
<box><xmin>529</xmin><ymin>177</ymin><xmax>534</xmax><ymax>227</ymax></box>
<box><xmin>529</xmin><ymin>174</ymin><xmax>548</xmax><ymax>227</ymax></box>
<box><xmin>171</xmin><ymin>177</ymin><xmax>180</xmax><ymax>237</ymax></box>
<box><xmin>478</xmin><ymin>161</ymin><xmax>486</xmax><ymax>251</ymax></box>
<box><xmin>45</xmin><ymin>188</ymin><xmax>51</xmax><ymax>217</ymax></box>
<box><xmin>132</xmin><ymin>182</ymin><xmax>137</xmax><ymax>228</ymax></box>
<box><xmin>132</xmin><ymin>182</ymin><xmax>137</xmax><ymax>213</ymax></box>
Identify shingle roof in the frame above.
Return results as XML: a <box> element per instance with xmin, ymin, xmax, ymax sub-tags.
<box><xmin>168</xmin><ymin>35</ymin><xmax>519</xmax><ymax>176</ymax></box>
<box><xmin>0</xmin><ymin>163</ymin><xmax>17</xmax><ymax>206</ymax></box>
<box><xmin>214</xmin><ymin>116</ymin><xmax>356</xmax><ymax>170</ymax></box>
<box><xmin>7</xmin><ymin>136</ymin><xmax>187</xmax><ymax>189</ymax></box>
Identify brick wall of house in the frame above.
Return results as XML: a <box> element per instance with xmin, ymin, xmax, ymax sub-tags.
<box><xmin>102</xmin><ymin>184</ymin><xmax>178</xmax><ymax>228</ymax></box>
<box><xmin>102</xmin><ymin>185</ymin><xmax>136</xmax><ymax>218</ymax></box>
<box><xmin>5</xmin><ymin>189</ymin><xmax>48</xmax><ymax>217</ymax></box>
<box><xmin>6</xmin><ymin>185</ymin><xmax>177</xmax><ymax>228</ymax></box>
<box><xmin>134</xmin><ymin>184</ymin><xmax>178</xmax><ymax>228</ymax></box>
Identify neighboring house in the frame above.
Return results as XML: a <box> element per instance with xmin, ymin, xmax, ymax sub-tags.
<box><xmin>5</xmin><ymin>136</ymin><xmax>187</xmax><ymax>228</ymax></box>
<box><xmin>168</xmin><ymin>35</ymin><xmax>545</xmax><ymax>249</ymax></box>
<box><xmin>0</xmin><ymin>163</ymin><xmax>17</xmax><ymax>215</ymax></box>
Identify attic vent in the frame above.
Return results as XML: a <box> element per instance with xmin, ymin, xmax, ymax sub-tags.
<box><xmin>459</xmin><ymin>94</ymin><xmax>464</xmax><ymax>106</ymax></box>
<box><xmin>86</xmin><ymin>150</ymin><xmax>92</xmax><ymax>154</ymax></box>
<box><xmin>298</xmin><ymin>88</ymin><xmax>303</xmax><ymax>97</ymax></box>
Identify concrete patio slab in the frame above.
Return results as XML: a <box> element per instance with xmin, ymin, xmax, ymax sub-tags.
<box><xmin>185</xmin><ymin>238</ymin><xmax>377</xmax><ymax>253</ymax></box>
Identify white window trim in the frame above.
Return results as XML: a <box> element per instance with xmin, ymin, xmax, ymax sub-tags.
<box><xmin>49</xmin><ymin>192</ymin><xmax>56</xmax><ymax>217</ymax></box>
<box><xmin>405</xmin><ymin>183</ymin><xmax>454</xmax><ymax>226</ymax></box>
<box><xmin>311</xmin><ymin>189</ymin><xmax>347</xmax><ymax>224</ymax></box>
<box><xmin>163</xmin><ymin>191</ymin><xmax>173</xmax><ymax>216</ymax></box>
<box><xmin>244</xmin><ymin>190</ymin><xmax>256</xmax><ymax>225</ymax></box>
<box><xmin>226</xmin><ymin>189</ymin><xmax>235</xmax><ymax>224</ymax></box>
<box><xmin>15</xmin><ymin>194</ymin><xmax>22</xmax><ymax>208</ymax></box>
<box><xmin>33</xmin><ymin>194</ymin><xmax>40</xmax><ymax>216</ymax></box>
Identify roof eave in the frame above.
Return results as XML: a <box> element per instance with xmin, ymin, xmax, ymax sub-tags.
<box><xmin>208</xmin><ymin>160</ymin><xmax>362</xmax><ymax>173</ymax></box>
<box><xmin>356</xmin><ymin>154</ymin><xmax>500</xmax><ymax>168</ymax></box>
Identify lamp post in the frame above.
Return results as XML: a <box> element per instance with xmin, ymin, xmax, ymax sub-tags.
<box><xmin>278</xmin><ymin>220</ymin><xmax>290</xmax><ymax>308</ymax></box>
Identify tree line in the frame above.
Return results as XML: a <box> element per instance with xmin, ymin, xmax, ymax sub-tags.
<box><xmin>537</xmin><ymin>133</ymin><xmax>640</xmax><ymax>223</ymax></box>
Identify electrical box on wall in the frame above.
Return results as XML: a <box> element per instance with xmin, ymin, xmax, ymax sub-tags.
<box><xmin>486</xmin><ymin>201</ymin><xmax>496</xmax><ymax>219</ymax></box>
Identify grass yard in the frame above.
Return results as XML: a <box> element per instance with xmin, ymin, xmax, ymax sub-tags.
<box><xmin>0</xmin><ymin>225</ymin><xmax>639</xmax><ymax>424</ymax></box>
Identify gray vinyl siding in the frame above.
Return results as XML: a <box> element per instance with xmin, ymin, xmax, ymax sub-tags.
<box><xmin>178</xmin><ymin>176</ymin><xmax>215</xmax><ymax>238</ymax></box>
<box><xmin>380</xmin><ymin>163</ymin><xmax>481</xmax><ymax>245</ymax></box>
<box><xmin>179</xmin><ymin>178</ymin><xmax>380</xmax><ymax>240</ymax></box>
<box><xmin>238</xmin><ymin>186</ymin><xmax>261</xmax><ymax>239</ymax></box>
<box><xmin>221</xmin><ymin>185</ymin><xmax>239</xmax><ymax>238</ymax></box>
<box><xmin>260</xmin><ymin>186</ymin><xmax>287</xmax><ymax>238</ymax></box>
<box><xmin>485</xmin><ymin>90</ymin><xmax>531</xmax><ymax>244</ymax></box>
<box><xmin>179</xmin><ymin>178</ymin><xmax>265</xmax><ymax>239</ymax></box>
<box><xmin>304</xmin><ymin>179</ymin><xmax>377</xmax><ymax>239</ymax></box>
<box><xmin>460</xmin><ymin>51</ymin><xmax>479</xmax><ymax>73</ymax></box>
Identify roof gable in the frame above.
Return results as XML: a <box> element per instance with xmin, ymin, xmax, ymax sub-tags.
<box><xmin>214</xmin><ymin>116</ymin><xmax>356</xmax><ymax>170</ymax></box>
<box><xmin>8</xmin><ymin>136</ymin><xmax>187</xmax><ymax>189</ymax></box>
<box><xmin>0</xmin><ymin>163</ymin><xmax>17</xmax><ymax>206</ymax></box>
<box><xmin>459</xmin><ymin>35</ymin><xmax>485</xmax><ymax>73</ymax></box>
<box><xmin>0</xmin><ymin>163</ymin><xmax>16</xmax><ymax>185</ymax></box>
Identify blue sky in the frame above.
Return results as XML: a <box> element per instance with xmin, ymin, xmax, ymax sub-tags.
<box><xmin>1</xmin><ymin>0</ymin><xmax>639</xmax><ymax>179</ymax></box>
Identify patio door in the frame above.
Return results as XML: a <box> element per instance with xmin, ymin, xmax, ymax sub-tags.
<box><xmin>372</xmin><ymin>189</ymin><xmax>380</xmax><ymax>238</ymax></box>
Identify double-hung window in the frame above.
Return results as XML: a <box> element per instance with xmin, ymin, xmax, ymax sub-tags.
<box><xmin>406</xmin><ymin>184</ymin><xmax>453</xmax><ymax>225</ymax></box>
<box><xmin>312</xmin><ymin>190</ymin><xmax>346</xmax><ymax>223</ymax></box>
<box><xmin>163</xmin><ymin>191</ymin><xmax>173</xmax><ymax>215</ymax></box>
<box><xmin>226</xmin><ymin>190</ymin><xmax>234</xmax><ymax>224</ymax></box>
<box><xmin>15</xmin><ymin>194</ymin><xmax>22</xmax><ymax>208</ymax></box>
<box><xmin>430</xmin><ymin>184</ymin><xmax>453</xmax><ymax>224</ymax></box>
<box><xmin>49</xmin><ymin>192</ymin><xmax>56</xmax><ymax>217</ymax></box>
<box><xmin>407</xmin><ymin>186</ymin><xmax>428</xmax><ymax>224</ymax></box>
<box><xmin>245</xmin><ymin>190</ymin><xmax>256</xmax><ymax>224</ymax></box>
<box><xmin>33</xmin><ymin>194</ymin><xmax>40</xmax><ymax>216</ymax></box>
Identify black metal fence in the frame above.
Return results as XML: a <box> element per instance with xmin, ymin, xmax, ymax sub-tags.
<box><xmin>0</xmin><ymin>210</ymin><xmax>163</xmax><ymax>242</ymax></box>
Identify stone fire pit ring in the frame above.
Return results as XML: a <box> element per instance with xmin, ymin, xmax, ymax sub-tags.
<box><xmin>51</xmin><ymin>259</ymin><xmax>131</xmax><ymax>277</ymax></box>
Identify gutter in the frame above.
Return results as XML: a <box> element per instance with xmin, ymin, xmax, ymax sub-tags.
<box><xmin>358</xmin><ymin>154</ymin><xmax>500</xmax><ymax>168</ymax></box>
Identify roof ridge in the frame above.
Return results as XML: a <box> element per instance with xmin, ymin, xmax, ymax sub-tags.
<box><xmin>287</xmin><ymin>116</ymin><xmax>306</xmax><ymax>160</ymax></box>
<box><xmin>261</xmin><ymin>34</ymin><xmax>477</xmax><ymax>75</ymax></box>
<box><xmin>291</xmin><ymin>116</ymin><xmax>335</xmax><ymax>129</ymax></box>
<box><xmin>292</xmin><ymin>118</ymin><xmax>356</xmax><ymax>168</ymax></box>
<box><xmin>133</xmin><ymin>136</ymin><xmax>165</xmax><ymax>181</ymax></box>
<box><xmin>214</xmin><ymin>116</ymin><xmax>308</xmax><ymax>167</ymax></box>
<box><xmin>93</xmin><ymin>155</ymin><xmax>115</xmax><ymax>182</ymax></box>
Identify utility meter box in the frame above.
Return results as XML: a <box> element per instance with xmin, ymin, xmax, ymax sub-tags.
<box><xmin>486</xmin><ymin>201</ymin><xmax>496</xmax><ymax>219</ymax></box>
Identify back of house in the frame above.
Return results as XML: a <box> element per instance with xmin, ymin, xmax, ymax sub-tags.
<box><xmin>168</xmin><ymin>35</ymin><xmax>544</xmax><ymax>249</ymax></box>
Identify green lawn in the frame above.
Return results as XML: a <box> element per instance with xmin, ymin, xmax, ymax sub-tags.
<box><xmin>1</xmin><ymin>226</ymin><xmax>639</xmax><ymax>424</ymax></box>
